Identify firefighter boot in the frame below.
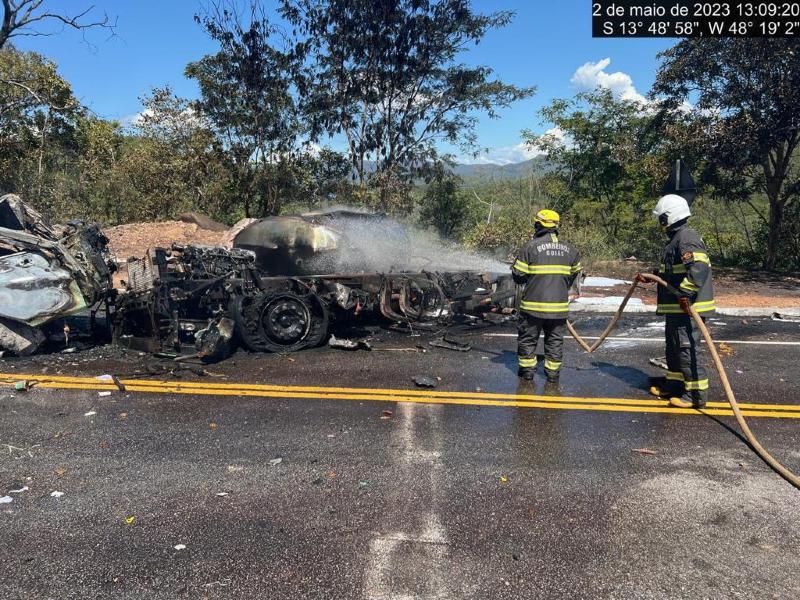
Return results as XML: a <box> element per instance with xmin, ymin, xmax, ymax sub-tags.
<box><xmin>517</xmin><ymin>368</ymin><xmax>535</xmax><ymax>381</ymax></box>
<box><xmin>669</xmin><ymin>392</ymin><xmax>707</xmax><ymax>409</ymax></box>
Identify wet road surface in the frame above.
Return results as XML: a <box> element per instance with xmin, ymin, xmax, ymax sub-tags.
<box><xmin>1</xmin><ymin>315</ymin><xmax>799</xmax><ymax>598</ymax></box>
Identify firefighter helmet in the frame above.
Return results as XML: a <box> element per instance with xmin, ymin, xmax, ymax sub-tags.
<box><xmin>534</xmin><ymin>209</ymin><xmax>560</xmax><ymax>229</ymax></box>
<box><xmin>652</xmin><ymin>194</ymin><xmax>691</xmax><ymax>228</ymax></box>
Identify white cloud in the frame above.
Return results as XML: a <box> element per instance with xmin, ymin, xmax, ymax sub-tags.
<box><xmin>541</xmin><ymin>126</ymin><xmax>566</xmax><ymax>145</ymax></box>
<box><xmin>570</xmin><ymin>58</ymin><xmax>648</xmax><ymax>105</ymax></box>
<box><xmin>118</xmin><ymin>109</ymin><xmax>151</xmax><ymax>127</ymax></box>
<box><xmin>459</xmin><ymin>141</ymin><xmax>541</xmax><ymax>166</ymax></box>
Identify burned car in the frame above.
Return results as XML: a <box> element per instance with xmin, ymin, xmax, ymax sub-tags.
<box><xmin>0</xmin><ymin>194</ymin><xmax>114</xmax><ymax>355</ymax></box>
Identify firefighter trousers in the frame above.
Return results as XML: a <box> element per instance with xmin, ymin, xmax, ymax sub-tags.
<box><xmin>517</xmin><ymin>315</ymin><xmax>565</xmax><ymax>375</ymax></box>
<box><xmin>664</xmin><ymin>314</ymin><xmax>708</xmax><ymax>403</ymax></box>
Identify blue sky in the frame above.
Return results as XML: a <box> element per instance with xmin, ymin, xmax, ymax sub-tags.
<box><xmin>15</xmin><ymin>0</ymin><xmax>673</xmax><ymax>164</ymax></box>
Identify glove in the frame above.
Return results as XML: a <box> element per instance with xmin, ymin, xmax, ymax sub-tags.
<box><xmin>678</xmin><ymin>296</ymin><xmax>691</xmax><ymax>315</ymax></box>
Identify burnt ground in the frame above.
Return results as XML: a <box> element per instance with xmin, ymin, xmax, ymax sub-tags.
<box><xmin>1</xmin><ymin>315</ymin><xmax>800</xmax><ymax>599</ymax></box>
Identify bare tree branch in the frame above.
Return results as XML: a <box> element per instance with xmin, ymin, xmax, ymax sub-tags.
<box><xmin>1</xmin><ymin>1</ymin><xmax>117</xmax><ymax>49</ymax></box>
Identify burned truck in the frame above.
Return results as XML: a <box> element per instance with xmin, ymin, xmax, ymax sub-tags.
<box><xmin>113</xmin><ymin>242</ymin><xmax>514</xmax><ymax>358</ymax></box>
<box><xmin>0</xmin><ymin>195</ymin><xmax>513</xmax><ymax>358</ymax></box>
<box><xmin>0</xmin><ymin>194</ymin><xmax>115</xmax><ymax>355</ymax></box>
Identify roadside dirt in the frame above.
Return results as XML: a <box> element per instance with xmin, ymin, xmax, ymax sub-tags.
<box><xmin>105</xmin><ymin>220</ymin><xmax>226</xmax><ymax>261</ymax></box>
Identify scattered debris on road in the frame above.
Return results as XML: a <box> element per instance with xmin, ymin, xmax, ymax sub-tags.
<box><xmin>429</xmin><ymin>335</ymin><xmax>472</xmax><ymax>352</ymax></box>
<box><xmin>632</xmin><ymin>448</ymin><xmax>658</xmax><ymax>455</ymax></box>
<box><xmin>0</xmin><ymin>495</ymin><xmax>12</xmax><ymax>504</ymax></box>
<box><xmin>50</xmin><ymin>491</ymin><xmax>65</xmax><ymax>498</ymax></box>
<box><xmin>718</xmin><ymin>342</ymin><xmax>734</xmax><ymax>356</ymax></box>
<box><xmin>328</xmin><ymin>335</ymin><xmax>372</xmax><ymax>351</ymax></box>
<box><xmin>269</xmin><ymin>457</ymin><xmax>283</xmax><ymax>466</ymax></box>
<box><xmin>413</xmin><ymin>376</ymin><xmax>438</xmax><ymax>388</ymax></box>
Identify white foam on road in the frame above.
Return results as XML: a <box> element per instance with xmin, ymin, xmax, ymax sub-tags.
<box><xmin>573</xmin><ymin>296</ymin><xmax>644</xmax><ymax>306</ymax></box>
<box><xmin>582</xmin><ymin>276</ymin><xmax>631</xmax><ymax>287</ymax></box>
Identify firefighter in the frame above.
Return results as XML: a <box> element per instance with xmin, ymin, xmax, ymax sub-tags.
<box><xmin>646</xmin><ymin>194</ymin><xmax>715</xmax><ymax>408</ymax></box>
<box><xmin>512</xmin><ymin>209</ymin><xmax>582</xmax><ymax>382</ymax></box>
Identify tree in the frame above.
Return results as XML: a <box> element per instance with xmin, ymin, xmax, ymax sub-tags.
<box><xmin>525</xmin><ymin>89</ymin><xmax>666</xmax><ymax>256</ymax></box>
<box><xmin>116</xmin><ymin>87</ymin><xmax>234</xmax><ymax>223</ymax></box>
<box><xmin>280</xmin><ymin>0</ymin><xmax>534</xmax><ymax>209</ymax></box>
<box><xmin>653</xmin><ymin>39</ymin><xmax>800</xmax><ymax>270</ymax></box>
<box><xmin>290</xmin><ymin>147</ymin><xmax>353</xmax><ymax>206</ymax></box>
<box><xmin>187</xmin><ymin>1</ymin><xmax>304</xmax><ymax>218</ymax></box>
<box><xmin>419</xmin><ymin>165</ymin><xmax>468</xmax><ymax>238</ymax></box>
<box><xmin>1</xmin><ymin>1</ymin><xmax>116</xmax><ymax>50</ymax></box>
<box><xmin>0</xmin><ymin>45</ymin><xmax>80</xmax><ymax>203</ymax></box>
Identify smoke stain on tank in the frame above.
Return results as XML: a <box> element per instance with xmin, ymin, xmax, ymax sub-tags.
<box><xmin>233</xmin><ymin>206</ymin><xmax>509</xmax><ymax>275</ymax></box>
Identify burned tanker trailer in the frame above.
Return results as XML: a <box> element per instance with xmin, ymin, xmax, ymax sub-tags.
<box><xmin>113</xmin><ymin>212</ymin><xmax>515</xmax><ymax>357</ymax></box>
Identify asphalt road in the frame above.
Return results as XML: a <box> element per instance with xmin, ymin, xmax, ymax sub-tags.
<box><xmin>1</xmin><ymin>314</ymin><xmax>799</xmax><ymax>599</ymax></box>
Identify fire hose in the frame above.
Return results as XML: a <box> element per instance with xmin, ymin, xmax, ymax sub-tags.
<box><xmin>565</xmin><ymin>272</ymin><xmax>800</xmax><ymax>490</ymax></box>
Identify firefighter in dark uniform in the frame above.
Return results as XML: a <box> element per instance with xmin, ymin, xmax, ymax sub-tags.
<box><xmin>647</xmin><ymin>194</ymin><xmax>715</xmax><ymax>408</ymax></box>
<box><xmin>512</xmin><ymin>210</ymin><xmax>582</xmax><ymax>382</ymax></box>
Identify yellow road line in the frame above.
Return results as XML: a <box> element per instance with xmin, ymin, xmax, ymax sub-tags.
<box><xmin>3</xmin><ymin>375</ymin><xmax>800</xmax><ymax>419</ymax></box>
<box><xmin>1</xmin><ymin>372</ymin><xmax>798</xmax><ymax>412</ymax></box>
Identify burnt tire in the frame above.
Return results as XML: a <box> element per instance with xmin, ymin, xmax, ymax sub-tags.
<box><xmin>230</xmin><ymin>291</ymin><xmax>328</xmax><ymax>353</ymax></box>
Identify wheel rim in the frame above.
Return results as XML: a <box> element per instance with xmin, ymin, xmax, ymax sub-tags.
<box><xmin>260</xmin><ymin>295</ymin><xmax>311</xmax><ymax>346</ymax></box>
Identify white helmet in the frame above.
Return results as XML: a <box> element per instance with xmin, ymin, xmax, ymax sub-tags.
<box><xmin>653</xmin><ymin>194</ymin><xmax>691</xmax><ymax>228</ymax></box>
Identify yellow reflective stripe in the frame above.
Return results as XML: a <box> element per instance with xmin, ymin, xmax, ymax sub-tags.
<box><xmin>528</xmin><ymin>266</ymin><xmax>571</xmax><ymax>275</ymax></box>
<box><xmin>518</xmin><ymin>356</ymin><xmax>538</xmax><ymax>367</ymax></box>
<box><xmin>520</xmin><ymin>301</ymin><xmax>570</xmax><ymax>312</ymax></box>
<box><xmin>550</xmin><ymin>234</ymin><xmax>558</xmax><ymax>242</ymax></box>
<box><xmin>513</xmin><ymin>260</ymin><xmax>532</xmax><ymax>273</ymax></box>
<box><xmin>679</xmin><ymin>278</ymin><xmax>699</xmax><ymax>292</ymax></box>
<box><xmin>660</xmin><ymin>263</ymin><xmax>688</xmax><ymax>274</ymax></box>
<box><xmin>685</xmin><ymin>379</ymin><xmax>709</xmax><ymax>391</ymax></box>
<box><xmin>544</xmin><ymin>359</ymin><xmax>562</xmax><ymax>371</ymax></box>
<box><xmin>657</xmin><ymin>301</ymin><xmax>716</xmax><ymax>314</ymax></box>
<box><xmin>570</xmin><ymin>263</ymin><xmax>582</xmax><ymax>272</ymax></box>
<box><xmin>666</xmin><ymin>371</ymin><xmax>685</xmax><ymax>381</ymax></box>
<box><xmin>513</xmin><ymin>262</ymin><xmax>573</xmax><ymax>275</ymax></box>
<box><xmin>692</xmin><ymin>252</ymin><xmax>711</xmax><ymax>265</ymax></box>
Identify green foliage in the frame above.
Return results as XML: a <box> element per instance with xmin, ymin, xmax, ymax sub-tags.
<box><xmin>280</xmin><ymin>0</ymin><xmax>534</xmax><ymax>200</ymax></box>
<box><xmin>418</xmin><ymin>168</ymin><xmax>470</xmax><ymax>239</ymax></box>
<box><xmin>654</xmin><ymin>39</ymin><xmax>800</xmax><ymax>270</ymax></box>
<box><xmin>0</xmin><ymin>45</ymin><xmax>81</xmax><ymax>206</ymax></box>
<box><xmin>523</xmin><ymin>89</ymin><xmax>669</xmax><ymax>257</ymax></box>
<box><xmin>187</xmin><ymin>1</ymin><xmax>305</xmax><ymax>217</ymax></box>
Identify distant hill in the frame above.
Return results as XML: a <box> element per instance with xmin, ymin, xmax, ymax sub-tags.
<box><xmin>359</xmin><ymin>156</ymin><xmax>555</xmax><ymax>183</ymax></box>
<box><xmin>452</xmin><ymin>156</ymin><xmax>554</xmax><ymax>182</ymax></box>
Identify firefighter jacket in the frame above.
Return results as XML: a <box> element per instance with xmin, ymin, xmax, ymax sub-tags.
<box><xmin>512</xmin><ymin>230</ymin><xmax>582</xmax><ymax>319</ymax></box>
<box><xmin>656</xmin><ymin>223</ymin><xmax>715</xmax><ymax>315</ymax></box>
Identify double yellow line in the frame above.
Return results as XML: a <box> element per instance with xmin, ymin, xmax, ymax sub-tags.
<box><xmin>2</xmin><ymin>372</ymin><xmax>799</xmax><ymax>419</ymax></box>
